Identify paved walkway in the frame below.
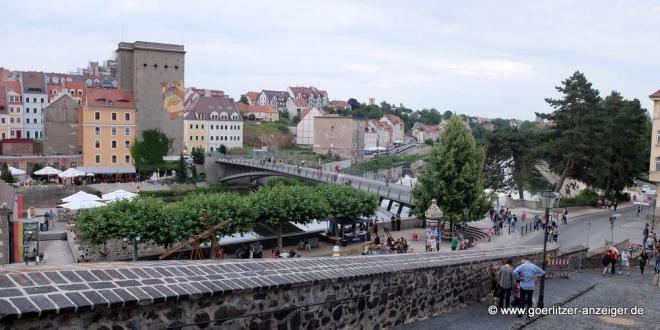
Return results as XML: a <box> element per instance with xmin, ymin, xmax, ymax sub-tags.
<box><xmin>396</xmin><ymin>269</ymin><xmax>659</xmax><ymax>330</ymax></box>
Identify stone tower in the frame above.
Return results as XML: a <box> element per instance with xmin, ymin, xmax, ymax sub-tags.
<box><xmin>116</xmin><ymin>41</ymin><xmax>185</xmax><ymax>154</ymax></box>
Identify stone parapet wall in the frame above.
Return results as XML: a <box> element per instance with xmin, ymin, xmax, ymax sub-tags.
<box><xmin>0</xmin><ymin>246</ymin><xmax>552</xmax><ymax>329</ymax></box>
<box><xmin>71</xmin><ymin>227</ymin><xmax>166</xmax><ymax>262</ymax></box>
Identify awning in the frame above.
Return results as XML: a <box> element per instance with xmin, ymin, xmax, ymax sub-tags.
<box><xmin>76</xmin><ymin>166</ymin><xmax>136</xmax><ymax>174</ymax></box>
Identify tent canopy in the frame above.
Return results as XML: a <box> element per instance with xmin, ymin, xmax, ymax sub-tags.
<box><xmin>59</xmin><ymin>200</ymin><xmax>106</xmax><ymax>210</ymax></box>
<box><xmin>61</xmin><ymin>191</ymin><xmax>101</xmax><ymax>203</ymax></box>
<box><xmin>8</xmin><ymin>167</ymin><xmax>25</xmax><ymax>176</ymax></box>
<box><xmin>102</xmin><ymin>189</ymin><xmax>137</xmax><ymax>201</ymax></box>
<box><xmin>58</xmin><ymin>168</ymin><xmax>86</xmax><ymax>178</ymax></box>
<box><xmin>33</xmin><ymin>166</ymin><xmax>62</xmax><ymax>176</ymax></box>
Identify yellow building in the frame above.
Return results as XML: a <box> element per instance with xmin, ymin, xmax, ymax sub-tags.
<box><xmin>80</xmin><ymin>88</ymin><xmax>136</xmax><ymax>175</ymax></box>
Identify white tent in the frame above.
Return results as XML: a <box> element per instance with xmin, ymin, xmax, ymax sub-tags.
<box><xmin>102</xmin><ymin>189</ymin><xmax>137</xmax><ymax>201</ymax></box>
<box><xmin>58</xmin><ymin>168</ymin><xmax>86</xmax><ymax>178</ymax></box>
<box><xmin>59</xmin><ymin>200</ymin><xmax>106</xmax><ymax>210</ymax></box>
<box><xmin>8</xmin><ymin>167</ymin><xmax>25</xmax><ymax>176</ymax></box>
<box><xmin>61</xmin><ymin>191</ymin><xmax>101</xmax><ymax>203</ymax></box>
<box><xmin>33</xmin><ymin>166</ymin><xmax>62</xmax><ymax>176</ymax></box>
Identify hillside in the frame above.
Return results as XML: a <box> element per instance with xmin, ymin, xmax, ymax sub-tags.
<box><xmin>243</xmin><ymin>122</ymin><xmax>293</xmax><ymax>149</ymax></box>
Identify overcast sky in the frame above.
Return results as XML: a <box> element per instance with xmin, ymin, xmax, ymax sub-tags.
<box><xmin>1</xmin><ymin>0</ymin><xmax>659</xmax><ymax>119</ymax></box>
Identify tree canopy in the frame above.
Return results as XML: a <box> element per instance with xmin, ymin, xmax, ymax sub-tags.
<box><xmin>130</xmin><ymin>129</ymin><xmax>173</xmax><ymax>173</ymax></box>
<box><xmin>413</xmin><ymin>115</ymin><xmax>488</xmax><ymax>225</ymax></box>
<box><xmin>0</xmin><ymin>163</ymin><xmax>14</xmax><ymax>184</ymax></box>
<box><xmin>191</xmin><ymin>147</ymin><xmax>205</xmax><ymax>165</ymax></box>
<box><xmin>317</xmin><ymin>184</ymin><xmax>378</xmax><ymax>219</ymax></box>
<box><xmin>249</xmin><ymin>184</ymin><xmax>330</xmax><ymax>251</ymax></box>
<box><xmin>239</xmin><ymin>94</ymin><xmax>249</xmax><ymax>104</ymax></box>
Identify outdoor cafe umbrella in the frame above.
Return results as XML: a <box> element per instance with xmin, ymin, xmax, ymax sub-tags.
<box><xmin>8</xmin><ymin>166</ymin><xmax>25</xmax><ymax>176</ymax></box>
<box><xmin>61</xmin><ymin>191</ymin><xmax>101</xmax><ymax>203</ymax></box>
<box><xmin>58</xmin><ymin>168</ymin><xmax>86</xmax><ymax>178</ymax></box>
<box><xmin>102</xmin><ymin>189</ymin><xmax>137</xmax><ymax>201</ymax></box>
<box><xmin>33</xmin><ymin>166</ymin><xmax>61</xmax><ymax>176</ymax></box>
<box><xmin>58</xmin><ymin>200</ymin><xmax>106</xmax><ymax>210</ymax></box>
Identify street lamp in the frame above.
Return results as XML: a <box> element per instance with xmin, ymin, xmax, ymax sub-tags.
<box><xmin>132</xmin><ymin>236</ymin><xmax>141</xmax><ymax>261</ymax></box>
<box><xmin>425</xmin><ymin>199</ymin><xmax>443</xmax><ymax>252</ymax></box>
<box><xmin>538</xmin><ymin>189</ymin><xmax>558</xmax><ymax>308</ymax></box>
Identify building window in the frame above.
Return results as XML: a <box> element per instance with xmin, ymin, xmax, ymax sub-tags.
<box><xmin>657</xmin><ymin>157</ymin><xmax>660</xmax><ymax>171</ymax></box>
<box><xmin>125</xmin><ymin>127</ymin><xmax>130</xmax><ymax>136</ymax></box>
<box><xmin>95</xmin><ymin>112</ymin><xmax>100</xmax><ymax>120</ymax></box>
<box><xmin>1</xmin><ymin>133</ymin><xmax>4</xmax><ymax>139</ymax></box>
<box><xmin>125</xmin><ymin>113</ymin><xmax>130</xmax><ymax>121</ymax></box>
<box><xmin>112</xmin><ymin>112</ymin><xmax>117</xmax><ymax>121</ymax></box>
<box><xmin>195</xmin><ymin>124</ymin><xmax>199</xmax><ymax>129</ymax></box>
<box><xmin>41</xmin><ymin>98</ymin><xmax>44</xmax><ymax>103</ymax></box>
<box><xmin>95</xmin><ymin>155</ymin><xmax>101</xmax><ymax>164</ymax></box>
<box><xmin>189</xmin><ymin>136</ymin><xmax>193</xmax><ymax>141</ymax></box>
<box><xmin>657</xmin><ymin>130</ymin><xmax>660</xmax><ymax>145</ymax></box>
<box><xmin>189</xmin><ymin>124</ymin><xmax>193</xmax><ymax>129</ymax></box>
<box><xmin>26</xmin><ymin>118</ymin><xmax>30</xmax><ymax>124</ymax></box>
<box><xmin>95</xmin><ymin>127</ymin><xmax>100</xmax><ymax>135</ymax></box>
<box><xmin>17</xmin><ymin>118</ymin><xmax>20</xmax><ymax>123</ymax></box>
<box><xmin>195</xmin><ymin>136</ymin><xmax>199</xmax><ymax>141</ymax></box>
<box><xmin>125</xmin><ymin>155</ymin><xmax>130</xmax><ymax>163</ymax></box>
<box><xmin>112</xmin><ymin>127</ymin><xmax>117</xmax><ymax>136</ymax></box>
<box><xmin>0</xmin><ymin>118</ymin><xmax>4</xmax><ymax>124</ymax></box>
<box><xmin>10</xmin><ymin>130</ymin><xmax>14</xmax><ymax>137</ymax></box>
<box><xmin>26</xmin><ymin>131</ymin><xmax>30</xmax><ymax>139</ymax></box>
<box><xmin>125</xmin><ymin>141</ymin><xmax>130</xmax><ymax>149</ymax></box>
<box><xmin>112</xmin><ymin>155</ymin><xmax>117</xmax><ymax>163</ymax></box>
<box><xmin>10</xmin><ymin>118</ymin><xmax>14</xmax><ymax>124</ymax></box>
<box><xmin>95</xmin><ymin>141</ymin><xmax>100</xmax><ymax>149</ymax></box>
<box><xmin>112</xmin><ymin>141</ymin><xmax>117</xmax><ymax>148</ymax></box>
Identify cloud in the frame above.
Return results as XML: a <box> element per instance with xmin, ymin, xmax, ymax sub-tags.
<box><xmin>345</xmin><ymin>64</ymin><xmax>379</xmax><ymax>73</ymax></box>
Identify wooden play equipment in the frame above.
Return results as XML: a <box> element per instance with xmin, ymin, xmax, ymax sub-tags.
<box><xmin>159</xmin><ymin>212</ymin><xmax>230</xmax><ymax>260</ymax></box>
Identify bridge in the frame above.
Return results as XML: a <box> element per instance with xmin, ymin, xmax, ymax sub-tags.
<box><xmin>212</xmin><ymin>157</ymin><xmax>415</xmax><ymax>207</ymax></box>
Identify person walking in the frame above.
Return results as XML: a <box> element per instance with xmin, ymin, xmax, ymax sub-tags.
<box><xmin>610</xmin><ymin>246</ymin><xmax>619</xmax><ymax>275</ymax></box>
<box><xmin>498</xmin><ymin>259</ymin><xmax>516</xmax><ymax>308</ymax></box>
<box><xmin>396</xmin><ymin>214</ymin><xmax>401</xmax><ymax>231</ymax></box>
<box><xmin>620</xmin><ymin>249</ymin><xmax>630</xmax><ymax>276</ymax></box>
<box><xmin>390</xmin><ymin>215</ymin><xmax>396</xmax><ymax>231</ymax></box>
<box><xmin>613</xmin><ymin>199</ymin><xmax>618</xmax><ymax>211</ymax></box>
<box><xmin>639</xmin><ymin>250</ymin><xmax>649</xmax><ymax>275</ymax></box>
<box><xmin>487</xmin><ymin>227</ymin><xmax>493</xmax><ymax>242</ymax></box>
<box><xmin>602</xmin><ymin>250</ymin><xmax>613</xmax><ymax>276</ymax></box>
<box><xmin>521</xmin><ymin>210</ymin><xmax>527</xmax><ymax>223</ymax></box>
<box><xmin>637</xmin><ymin>204</ymin><xmax>642</xmax><ymax>217</ymax></box>
<box><xmin>655</xmin><ymin>245</ymin><xmax>660</xmax><ymax>274</ymax></box>
<box><xmin>643</xmin><ymin>224</ymin><xmax>650</xmax><ymax>247</ymax></box>
<box><xmin>513</xmin><ymin>258</ymin><xmax>545</xmax><ymax>313</ymax></box>
<box><xmin>451</xmin><ymin>235</ymin><xmax>459</xmax><ymax>251</ymax></box>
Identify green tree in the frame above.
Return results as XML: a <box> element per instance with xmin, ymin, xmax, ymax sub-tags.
<box><xmin>291</xmin><ymin>114</ymin><xmax>301</xmax><ymax>126</ymax></box>
<box><xmin>442</xmin><ymin>110</ymin><xmax>453</xmax><ymax>120</ymax></box>
<box><xmin>250</xmin><ymin>184</ymin><xmax>329</xmax><ymax>251</ymax></box>
<box><xmin>130</xmin><ymin>129</ymin><xmax>173</xmax><ymax>173</ymax></box>
<box><xmin>592</xmin><ymin>92</ymin><xmax>648</xmax><ymax>197</ymax></box>
<box><xmin>176</xmin><ymin>153</ymin><xmax>189</xmax><ymax>183</ymax></box>
<box><xmin>412</xmin><ymin>115</ymin><xmax>488</xmax><ymax>231</ymax></box>
<box><xmin>417</xmin><ymin>108</ymin><xmax>442</xmax><ymax>125</ymax></box>
<box><xmin>78</xmin><ymin>197</ymin><xmax>181</xmax><ymax>247</ymax></box>
<box><xmin>317</xmin><ymin>184</ymin><xmax>378</xmax><ymax>220</ymax></box>
<box><xmin>484</xmin><ymin>121</ymin><xmax>544</xmax><ymax>198</ymax></box>
<box><xmin>172</xmin><ymin>192</ymin><xmax>255</xmax><ymax>239</ymax></box>
<box><xmin>239</xmin><ymin>94</ymin><xmax>249</xmax><ymax>105</ymax></box>
<box><xmin>219</xmin><ymin>144</ymin><xmax>228</xmax><ymax>154</ymax></box>
<box><xmin>0</xmin><ymin>163</ymin><xmax>14</xmax><ymax>184</ymax></box>
<box><xmin>281</xmin><ymin>110</ymin><xmax>290</xmax><ymax>119</ymax></box>
<box><xmin>539</xmin><ymin>71</ymin><xmax>603</xmax><ymax>191</ymax></box>
<box><xmin>191</xmin><ymin>147</ymin><xmax>205</xmax><ymax>164</ymax></box>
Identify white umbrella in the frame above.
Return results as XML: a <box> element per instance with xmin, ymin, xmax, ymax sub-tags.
<box><xmin>102</xmin><ymin>189</ymin><xmax>137</xmax><ymax>201</ymax></box>
<box><xmin>34</xmin><ymin>166</ymin><xmax>62</xmax><ymax>176</ymax></box>
<box><xmin>8</xmin><ymin>167</ymin><xmax>25</xmax><ymax>176</ymax></box>
<box><xmin>59</xmin><ymin>200</ymin><xmax>106</xmax><ymax>210</ymax></box>
<box><xmin>62</xmin><ymin>191</ymin><xmax>101</xmax><ymax>203</ymax></box>
<box><xmin>58</xmin><ymin>168</ymin><xmax>86</xmax><ymax>178</ymax></box>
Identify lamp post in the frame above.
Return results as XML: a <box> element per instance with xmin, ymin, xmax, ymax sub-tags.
<box><xmin>425</xmin><ymin>199</ymin><xmax>443</xmax><ymax>252</ymax></box>
<box><xmin>538</xmin><ymin>189</ymin><xmax>558</xmax><ymax>308</ymax></box>
<box><xmin>132</xmin><ymin>236</ymin><xmax>141</xmax><ymax>261</ymax></box>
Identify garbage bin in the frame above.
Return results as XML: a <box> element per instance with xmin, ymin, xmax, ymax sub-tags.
<box><xmin>40</xmin><ymin>223</ymin><xmax>48</xmax><ymax>231</ymax></box>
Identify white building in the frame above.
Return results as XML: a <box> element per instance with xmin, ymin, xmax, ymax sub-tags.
<box><xmin>296</xmin><ymin>107</ymin><xmax>325</xmax><ymax>145</ymax></box>
<box><xmin>380</xmin><ymin>114</ymin><xmax>404</xmax><ymax>144</ymax></box>
<box><xmin>183</xmin><ymin>91</ymin><xmax>243</xmax><ymax>153</ymax></box>
<box><xmin>22</xmin><ymin>92</ymin><xmax>48</xmax><ymax>139</ymax></box>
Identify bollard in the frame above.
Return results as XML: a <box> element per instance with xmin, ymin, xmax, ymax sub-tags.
<box><xmin>332</xmin><ymin>246</ymin><xmax>341</xmax><ymax>257</ymax></box>
<box><xmin>508</xmin><ymin>225</ymin><xmax>511</xmax><ymax>235</ymax></box>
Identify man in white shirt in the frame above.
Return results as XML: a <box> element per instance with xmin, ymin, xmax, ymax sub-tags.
<box><xmin>620</xmin><ymin>249</ymin><xmax>630</xmax><ymax>276</ymax></box>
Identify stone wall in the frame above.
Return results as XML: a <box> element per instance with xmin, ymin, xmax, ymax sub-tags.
<box><xmin>0</xmin><ymin>246</ymin><xmax>553</xmax><ymax>329</ymax></box>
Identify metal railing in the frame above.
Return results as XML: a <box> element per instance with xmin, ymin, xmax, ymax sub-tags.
<box><xmin>217</xmin><ymin>156</ymin><xmax>414</xmax><ymax>204</ymax></box>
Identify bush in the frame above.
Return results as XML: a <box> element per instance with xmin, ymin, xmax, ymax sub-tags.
<box><xmin>557</xmin><ymin>188</ymin><xmax>600</xmax><ymax>207</ymax></box>
<box><xmin>139</xmin><ymin>184</ymin><xmax>228</xmax><ymax>198</ymax></box>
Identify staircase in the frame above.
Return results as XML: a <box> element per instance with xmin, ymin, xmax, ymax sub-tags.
<box><xmin>439</xmin><ymin>223</ymin><xmax>488</xmax><ymax>241</ymax></box>
<box><xmin>38</xmin><ymin>232</ymin><xmax>67</xmax><ymax>241</ymax></box>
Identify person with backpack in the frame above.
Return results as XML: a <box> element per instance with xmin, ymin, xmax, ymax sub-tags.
<box><xmin>602</xmin><ymin>249</ymin><xmax>613</xmax><ymax>276</ymax></box>
<box><xmin>497</xmin><ymin>259</ymin><xmax>516</xmax><ymax>308</ymax></box>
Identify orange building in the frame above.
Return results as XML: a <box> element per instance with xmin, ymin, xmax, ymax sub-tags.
<box><xmin>79</xmin><ymin>88</ymin><xmax>136</xmax><ymax>175</ymax></box>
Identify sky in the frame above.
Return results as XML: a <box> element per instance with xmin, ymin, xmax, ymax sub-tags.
<box><xmin>1</xmin><ymin>0</ymin><xmax>659</xmax><ymax>120</ymax></box>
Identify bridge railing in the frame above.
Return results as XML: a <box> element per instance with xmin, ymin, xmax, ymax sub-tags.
<box><xmin>218</xmin><ymin>157</ymin><xmax>413</xmax><ymax>204</ymax></box>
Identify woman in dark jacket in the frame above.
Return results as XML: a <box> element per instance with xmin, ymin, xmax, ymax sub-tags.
<box><xmin>639</xmin><ymin>250</ymin><xmax>649</xmax><ymax>275</ymax></box>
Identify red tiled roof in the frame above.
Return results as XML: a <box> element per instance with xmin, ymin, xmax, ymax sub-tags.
<box><xmin>22</xmin><ymin>71</ymin><xmax>46</xmax><ymax>92</ymax></box>
<box><xmin>86</xmin><ymin>88</ymin><xmax>135</xmax><ymax>109</ymax></box>
<box><xmin>236</xmin><ymin>103</ymin><xmax>278</xmax><ymax>114</ymax></box>
<box><xmin>384</xmin><ymin>114</ymin><xmax>403</xmax><ymax>124</ymax></box>
<box><xmin>245</xmin><ymin>91</ymin><xmax>259</xmax><ymax>101</ymax></box>
<box><xmin>330</xmin><ymin>100</ymin><xmax>349</xmax><ymax>108</ymax></box>
<box><xmin>651</xmin><ymin>90</ymin><xmax>660</xmax><ymax>99</ymax></box>
<box><xmin>290</xmin><ymin>86</ymin><xmax>328</xmax><ymax>99</ymax></box>
<box><xmin>293</xmin><ymin>99</ymin><xmax>307</xmax><ymax>107</ymax></box>
<box><xmin>300</xmin><ymin>107</ymin><xmax>326</xmax><ymax>120</ymax></box>
<box><xmin>0</xmin><ymin>80</ymin><xmax>21</xmax><ymax>94</ymax></box>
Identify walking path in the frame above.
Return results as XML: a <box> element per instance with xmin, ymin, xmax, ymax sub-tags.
<box><xmin>396</xmin><ymin>269</ymin><xmax>659</xmax><ymax>330</ymax></box>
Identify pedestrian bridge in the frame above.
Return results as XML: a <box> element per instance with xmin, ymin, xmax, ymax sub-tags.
<box><xmin>212</xmin><ymin>157</ymin><xmax>415</xmax><ymax>206</ymax></box>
